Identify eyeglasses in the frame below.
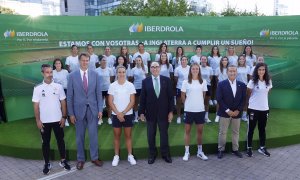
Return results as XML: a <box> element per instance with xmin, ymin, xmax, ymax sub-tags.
<box><xmin>151</xmin><ymin>66</ymin><xmax>160</xmax><ymax>69</ymax></box>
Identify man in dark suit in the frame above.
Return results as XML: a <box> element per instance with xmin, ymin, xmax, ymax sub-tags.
<box><xmin>67</xmin><ymin>53</ymin><xmax>103</xmax><ymax>169</ymax></box>
<box><xmin>139</xmin><ymin>61</ymin><xmax>174</xmax><ymax>164</ymax></box>
<box><xmin>216</xmin><ymin>65</ymin><xmax>246</xmax><ymax>159</ymax></box>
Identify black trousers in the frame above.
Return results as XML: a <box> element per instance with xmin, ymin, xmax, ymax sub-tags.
<box><xmin>147</xmin><ymin>118</ymin><xmax>170</xmax><ymax>157</ymax></box>
<box><xmin>247</xmin><ymin>109</ymin><xmax>269</xmax><ymax>148</ymax></box>
<box><xmin>41</xmin><ymin>122</ymin><xmax>66</xmax><ymax>164</ymax></box>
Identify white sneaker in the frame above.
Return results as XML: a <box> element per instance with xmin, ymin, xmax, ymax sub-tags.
<box><xmin>197</xmin><ymin>151</ymin><xmax>208</xmax><ymax>161</ymax></box>
<box><xmin>182</xmin><ymin>152</ymin><xmax>190</xmax><ymax>161</ymax></box>
<box><xmin>209</xmin><ymin>100</ymin><xmax>214</xmax><ymax>106</ymax></box>
<box><xmin>214</xmin><ymin>116</ymin><xmax>220</xmax><ymax>123</ymax></box>
<box><xmin>98</xmin><ymin>119</ymin><xmax>103</xmax><ymax>126</ymax></box>
<box><xmin>205</xmin><ymin>118</ymin><xmax>211</xmax><ymax>123</ymax></box>
<box><xmin>108</xmin><ymin>118</ymin><xmax>112</xmax><ymax>125</ymax></box>
<box><xmin>177</xmin><ymin>117</ymin><xmax>181</xmax><ymax>124</ymax></box>
<box><xmin>64</xmin><ymin>119</ymin><xmax>69</xmax><ymax>127</ymax></box>
<box><xmin>112</xmin><ymin>155</ymin><xmax>120</xmax><ymax>167</ymax></box>
<box><xmin>241</xmin><ymin>114</ymin><xmax>248</xmax><ymax>121</ymax></box>
<box><xmin>133</xmin><ymin>117</ymin><xmax>139</xmax><ymax>123</ymax></box>
<box><xmin>213</xmin><ymin>100</ymin><xmax>218</xmax><ymax>105</ymax></box>
<box><xmin>128</xmin><ymin>154</ymin><xmax>137</xmax><ymax>165</ymax></box>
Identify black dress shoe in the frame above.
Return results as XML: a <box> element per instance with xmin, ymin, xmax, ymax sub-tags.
<box><xmin>217</xmin><ymin>150</ymin><xmax>224</xmax><ymax>159</ymax></box>
<box><xmin>232</xmin><ymin>150</ymin><xmax>243</xmax><ymax>158</ymax></box>
<box><xmin>162</xmin><ymin>156</ymin><xmax>172</xmax><ymax>163</ymax></box>
<box><xmin>148</xmin><ymin>156</ymin><xmax>156</xmax><ymax>164</ymax></box>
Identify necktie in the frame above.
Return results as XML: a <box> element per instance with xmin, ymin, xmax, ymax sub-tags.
<box><xmin>154</xmin><ymin>77</ymin><xmax>160</xmax><ymax>97</ymax></box>
<box><xmin>83</xmin><ymin>71</ymin><xmax>88</xmax><ymax>94</ymax></box>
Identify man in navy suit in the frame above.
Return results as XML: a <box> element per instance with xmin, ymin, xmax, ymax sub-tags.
<box><xmin>67</xmin><ymin>53</ymin><xmax>103</xmax><ymax>169</ymax></box>
<box><xmin>216</xmin><ymin>65</ymin><xmax>246</xmax><ymax>159</ymax></box>
<box><xmin>139</xmin><ymin>61</ymin><xmax>174</xmax><ymax>164</ymax></box>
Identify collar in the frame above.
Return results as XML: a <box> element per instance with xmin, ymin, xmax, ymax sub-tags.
<box><xmin>43</xmin><ymin>80</ymin><xmax>54</xmax><ymax>85</ymax></box>
<box><xmin>228</xmin><ymin>79</ymin><xmax>237</xmax><ymax>85</ymax></box>
<box><xmin>152</xmin><ymin>75</ymin><xmax>160</xmax><ymax>80</ymax></box>
<box><xmin>80</xmin><ymin>68</ymin><xmax>88</xmax><ymax>74</ymax></box>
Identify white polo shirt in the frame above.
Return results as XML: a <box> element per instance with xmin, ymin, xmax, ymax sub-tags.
<box><xmin>248</xmin><ymin>79</ymin><xmax>272</xmax><ymax>111</ymax></box>
<box><xmin>132</xmin><ymin>51</ymin><xmax>151</xmax><ymax>66</ymax></box>
<box><xmin>104</xmin><ymin>54</ymin><xmax>116</xmax><ymax>68</ymax></box>
<box><xmin>172</xmin><ymin>56</ymin><xmax>182</xmax><ymax>68</ymax></box>
<box><xmin>228</xmin><ymin>55</ymin><xmax>238</xmax><ymax>66</ymax></box>
<box><xmin>108</xmin><ymin>80</ymin><xmax>136</xmax><ymax>115</ymax></box>
<box><xmin>53</xmin><ymin>69</ymin><xmax>69</xmax><ymax>89</ymax></box>
<box><xmin>65</xmin><ymin>55</ymin><xmax>79</xmax><ymax>72</ymax></box>
<box><xmin>208</xmin><ymin>56</ymin><xmax>222</xmax><ymax>75</ymax></box>
<box><xmin>181</xmin><ymin>79</ymin><xmax>207</xmax><ymax>112</ymax></box>
<box><xmin>200</xmin><ymin>66</ymin><xmax>213</xmax><ymax>85</ymax></box>
<box><xmin>32</xmin><ymin>81</ymin><xmax>66</xmax><ymax>123</ymax></box>
<box><xmin>174</xmin><ymin>65</ymin><xmax>190</xmax><ymax>89</ymax></box>
<box><xmin>215</xmin><ymin>68</ymin><xmax>228</xmax><ymax>82</ymax></box>
<box><xmin>237</xmin><ymin>66</ymin><xmax>251</xmax><ymax>85</ymax></box>
<box><xmin>89</xmin><ymin>53</ymin><xmax>99</xmax><ymax>70</ymax></box>
<box><xmin>160</xmin><ymin>64</ymin><xmax>173</xmax><ymax>78</ymax></box>
<box><xmin>131</xmin><ymin>65</ymin><xmax>148</xmax><ymax>89</ymax></box>
<box><xmin>246</xmin><ymin>54</ymin><xmax>257</xmax><ymax>68</ymax></box>
<box><xmin>190</xmin><ymin>55</ymin><xmax>201</xmax><ymax>65</ymax></box>
<box><xmin>95</xmin><ymin>67</ymin><xmax>114</xmax><ymax>91</ymax></box>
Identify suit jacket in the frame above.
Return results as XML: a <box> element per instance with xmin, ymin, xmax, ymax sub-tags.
<box><xmin>216</xmin><ymin>79</ymin><xmax>246</xmax><ymax>118</ymax></box>
<box><xmin>67</xmin><ymin>69</ymin><xmax>103</xmax><ymax>120</ymax></box>
<box><xmin>139</xmin><ymin>75</ymin><xmax>174</xmax><ymax>122</ymax></box>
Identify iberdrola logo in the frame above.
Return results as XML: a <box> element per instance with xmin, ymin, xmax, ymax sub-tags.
<box><xmin>3</xmin><ymin>30</ymin><xmax>16</xmax><ymax>38</ymax></box>
<box><xmin>260</xmin><ymin>29</ymin><xmax>270</xmax><ymax>37</ymax></box>
<box><xmin>129</xmin><ymin>23</ymin><xmax>143</xmax><ymax>34</ymax></box>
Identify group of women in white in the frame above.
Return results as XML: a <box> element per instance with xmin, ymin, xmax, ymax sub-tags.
<box><xmin>52</xmin><ymin>42</ymin><xmax>272</xmax><ymax>165</ymax></box>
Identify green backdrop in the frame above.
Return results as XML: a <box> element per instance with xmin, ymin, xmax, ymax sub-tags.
<box><xmin>0</xmin><ymin>15</ymin><xmax>300</xmax><ymax>121</ymax></box>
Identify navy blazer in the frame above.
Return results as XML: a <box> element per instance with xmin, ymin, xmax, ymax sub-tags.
<box><xmin>216</xmin><ymin>79</ymin><xmax>246</xmax><ymax>118</ymax></box>
<box><xmin>139</xmin><ymin>75</ymin><xmax>174</xmax><ymax>122</ymax></box>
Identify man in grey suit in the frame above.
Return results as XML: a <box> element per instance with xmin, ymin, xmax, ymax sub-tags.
<box><xmin>67</xmin><ymin>53</ymin><xmax>103</xmax><ymax>170</ymax></box>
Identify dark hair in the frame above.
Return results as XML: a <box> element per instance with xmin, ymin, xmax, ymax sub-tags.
<box><xmin>158</xmin><ymin>43</ymin><xmax>168</xmax><ymax>54</ymax></box>
<box><xmin>237</xmin><ymin>54</ymin><xmax>246</xmax><ymax>67</ymax></box>
<box><xmin>134</xmin><ymin>55</ymin><xmax>145</xmax><ymax>71</ymax></box>
<box><xmin>159</xmin><ymin>52</ymin><xmax>170</xmax><ymax>69</ymax></box>
<box><xmin>71</xmin><ymin>45</ymin><xmax>78</xmax><ymax>50</ymax></box>
<box><xmin>210</xmin><ymin>45</ymin><xmax>220</xmax><ymax>57</ymax></box>
<box><xmin>98</xmin><ymin>55</ymin><xmax>105</xmax><ymax>61</ymax></box>
<box><xmin>79</xmin><ymin>53</ymin><xmax>90</xmax><ymax>60</ymax></box>
<box><xmin>41</xmin><ymin>64</ymin><xmax>51</xmax><ymax>72</ymax></box>
<box><xmin>53</xmin><ymin>58</ymin><xmax>64</xmax><ymax>70</ymax></box>
<box><xmin>181</xmin><ymin>56</ymin><xmax>188</xmax><ymax>65</ymax></box>
<box><xmin>87</xmin><ymin>43</ymin><xmax>93</xmax><ymax>48</ymax></box>
<box><xmin>195</xmin><ymin>45</ymin><xmax>202</xmax><ymax>50</ymax></box>
<box><xmin>188</xmin><ymin>63</ymin><xmax>203</xmax><ymax>84</ymax></box>
<box><xmin>201</xmin><ymin>55</ymin><xmax>209</xmax><ymax>66</ymax></box>
<box><xmin>120</xmin><ymin>46</ymin><xmax>131</xmax><ymax>64</ymax></box>
<box><xmin>219</xmin><ymin>56</ymin><xmax>229</xmax><ymax>74</ymax></box>
<box><xmin>138</xmin><ymin>42</ymin><xmax>144</xmax><ymax>47</ymax></box>
<box><xmin>243</xmin><ymin>45</ymin><xmax>253</xmax><ymax>58</ymax></box>
<box><xmin>252</xmin><ymin>63</ymin><xmax>271</xmax><ymax>86</ymax></box>
<box><xmin>175</xmin><ymin>46</ymin><xmax>184</xmax><ymax>65</ymax></box>
<box><xmin>114</xmin><ymin>55</ymin><xmax>128</xmax><ymax>69</ymax></box>
<box><xmin>227</xmin><ymin>64</ymin><xmax>237</xmax><ymax>72</ymax></box>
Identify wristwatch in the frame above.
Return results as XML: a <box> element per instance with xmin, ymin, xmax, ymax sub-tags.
<box><xmin>62</xmin><ymin>116</ymin><xmax>67</xmax><ymax>119</ymax></box>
